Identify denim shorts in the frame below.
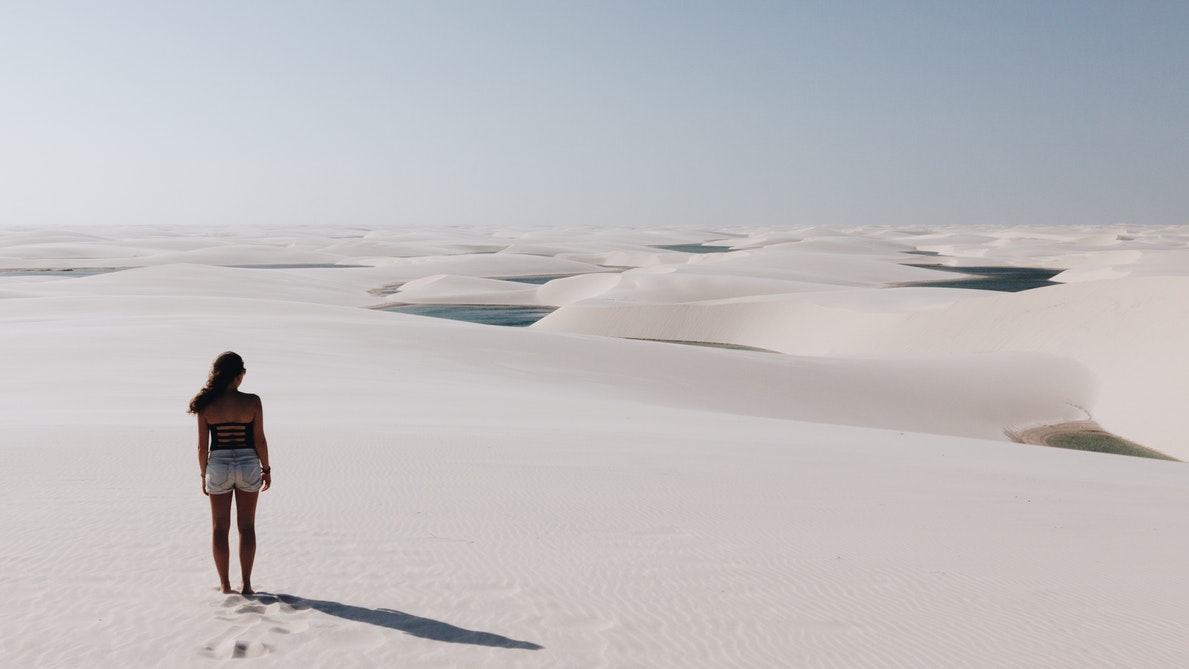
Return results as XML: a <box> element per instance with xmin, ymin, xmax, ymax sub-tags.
<box><xmin>205</xmin><ymin>448</ymin><xmax>263</xmax><ymax>494</ymax></box>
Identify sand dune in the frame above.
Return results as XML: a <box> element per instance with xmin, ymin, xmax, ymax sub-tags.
<box><xmin>539</xmin><ymin>275</ymin><xmax>1189</xmax><ymax>459</ymax></box>
<box><xmin>3</xmin><ymin>224</ymin><xmax>1188</xmax><ymax>668</ymax></box>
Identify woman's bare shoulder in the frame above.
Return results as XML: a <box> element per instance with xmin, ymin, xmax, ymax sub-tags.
<box><xmin>244</xmin><ymin>392</ymin><xmax>264</xmax><ymax>413</ymax></box>
<box><xmin>203</xmin><ymin>392</ymin><xmax>259</xmax><ymax>422</ymax></box>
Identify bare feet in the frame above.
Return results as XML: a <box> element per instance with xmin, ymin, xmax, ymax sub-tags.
<box><xmin>240</xmin><ymin>583</ymin><xmax>255</xmax><ymax>595</ymax></box>
<box><xmin>219</xmin><ymin>583</ymin><xmax>235</xmax><ymax>594</ymax></box>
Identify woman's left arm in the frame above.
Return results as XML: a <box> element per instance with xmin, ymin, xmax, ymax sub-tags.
<box><xmin>197</xmin><ymin>413</ymin><xmax>210</xmax><ymax>496</ymax></box>
<box><xmin>254</xmin><ymin>395</ymin><xmax>271</xmax><ymax>491</ymax></box>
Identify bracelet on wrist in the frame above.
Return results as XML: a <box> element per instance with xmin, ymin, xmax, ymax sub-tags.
<box><xmin>261</xmin><ymin>467</ymin><xmax>271</xmax><ymax>474</ymax></box>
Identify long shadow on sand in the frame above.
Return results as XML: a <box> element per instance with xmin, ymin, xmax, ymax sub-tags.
<box><xmin>248</xmin><ymin>593</ymin><xmax>543</xmax><ymax>650</ymax></box>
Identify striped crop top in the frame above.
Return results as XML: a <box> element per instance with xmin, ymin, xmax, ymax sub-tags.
<box><xmin>209</xmin><ymin>419</ymin><xmax>256</xmax><ymax>452</ymax></box>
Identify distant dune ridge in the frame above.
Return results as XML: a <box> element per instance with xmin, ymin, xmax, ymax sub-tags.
<box><xmin>3</xmin><ymin>224</ymin><xmax>1188</xmax><ymax>667</ymax></box>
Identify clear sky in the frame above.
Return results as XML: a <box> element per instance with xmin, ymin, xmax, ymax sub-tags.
<box><xmin>2</xmin><ymin>1</ymin><xmax>1186</xmax><ymax>228</ymax></box>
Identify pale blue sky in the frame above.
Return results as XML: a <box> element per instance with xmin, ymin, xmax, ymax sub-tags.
<box><xmin>1</xmin><ymin>1</ymin><xmax>1186</xmax><ymax>228</ymax></box>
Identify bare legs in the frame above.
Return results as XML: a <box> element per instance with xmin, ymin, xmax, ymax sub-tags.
<box><xmin>209</xmin><ymin>489</ymin><xmax>260</xmax><ymax>594</ymax></box>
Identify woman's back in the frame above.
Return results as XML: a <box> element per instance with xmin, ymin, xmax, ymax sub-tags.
<box><xmin>203</xmin><ymin>391</ymin><xmax>260</xmax><ymax>452</ymax></box>
<box><xmin>201</xmin><ymin>390</ymin><xmax>258</xmax><ymax>424</ymax></box>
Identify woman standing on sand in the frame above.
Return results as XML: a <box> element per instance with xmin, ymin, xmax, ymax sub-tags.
<box><xmin>190</xmin><ymin>352</ymin><xmax>271</xmax><ymax>595</ymax></box>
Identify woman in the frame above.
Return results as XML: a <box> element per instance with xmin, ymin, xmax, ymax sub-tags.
<box><xmin>189</xmin><ymin>352</ymin><xmax>271</xmax><ymax>595</ymax></box>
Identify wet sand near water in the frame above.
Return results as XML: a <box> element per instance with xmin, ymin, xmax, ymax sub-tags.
<box><xmin>1013</xmin><ymin>421</ymin><xmax>1178</xmax><ymax>461</ymax></box>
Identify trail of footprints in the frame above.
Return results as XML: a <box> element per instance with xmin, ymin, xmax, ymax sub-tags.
<box><xmin>201</xmin><ymin>595</ymin><xmax>313</xmax><ymax>660</ymax></box>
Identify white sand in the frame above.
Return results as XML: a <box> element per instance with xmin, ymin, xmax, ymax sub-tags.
<box><xmin>3</xmin><ymin>224</ymin><xmax>1189</xmax><ymax>667</ymax></box>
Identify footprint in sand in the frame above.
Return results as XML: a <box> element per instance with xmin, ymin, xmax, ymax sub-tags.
<box><xmin>201</xmin><ymin>638</ymin><xmax>270</xmax><ymax>659</ymax></box>
<box><xmin>203</xmin><ymin>595</ymin><xmax>312</xmax><ymax>659</ymax></box>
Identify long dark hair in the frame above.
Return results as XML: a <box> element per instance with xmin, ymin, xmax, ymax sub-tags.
<box><xmin>188</xmin><ymin>351</ymin><xmax>245</xmax><ymax>414</ymax></box>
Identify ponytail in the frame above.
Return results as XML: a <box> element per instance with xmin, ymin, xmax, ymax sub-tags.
<box><xmin>188</xmin><ymin>352</ymin><xmax>245</xmax><ymax>414</ymax></box>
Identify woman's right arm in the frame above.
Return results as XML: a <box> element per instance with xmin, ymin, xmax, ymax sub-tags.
<box><xmin>253</xmin><ymin>396</ymin><xmax>271</xmax><ymax>492</ymax></box>
<box><xmin>197</xmin><ymin>413</ymin><xmax>210</xmax><ymax>495</ymax></box>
